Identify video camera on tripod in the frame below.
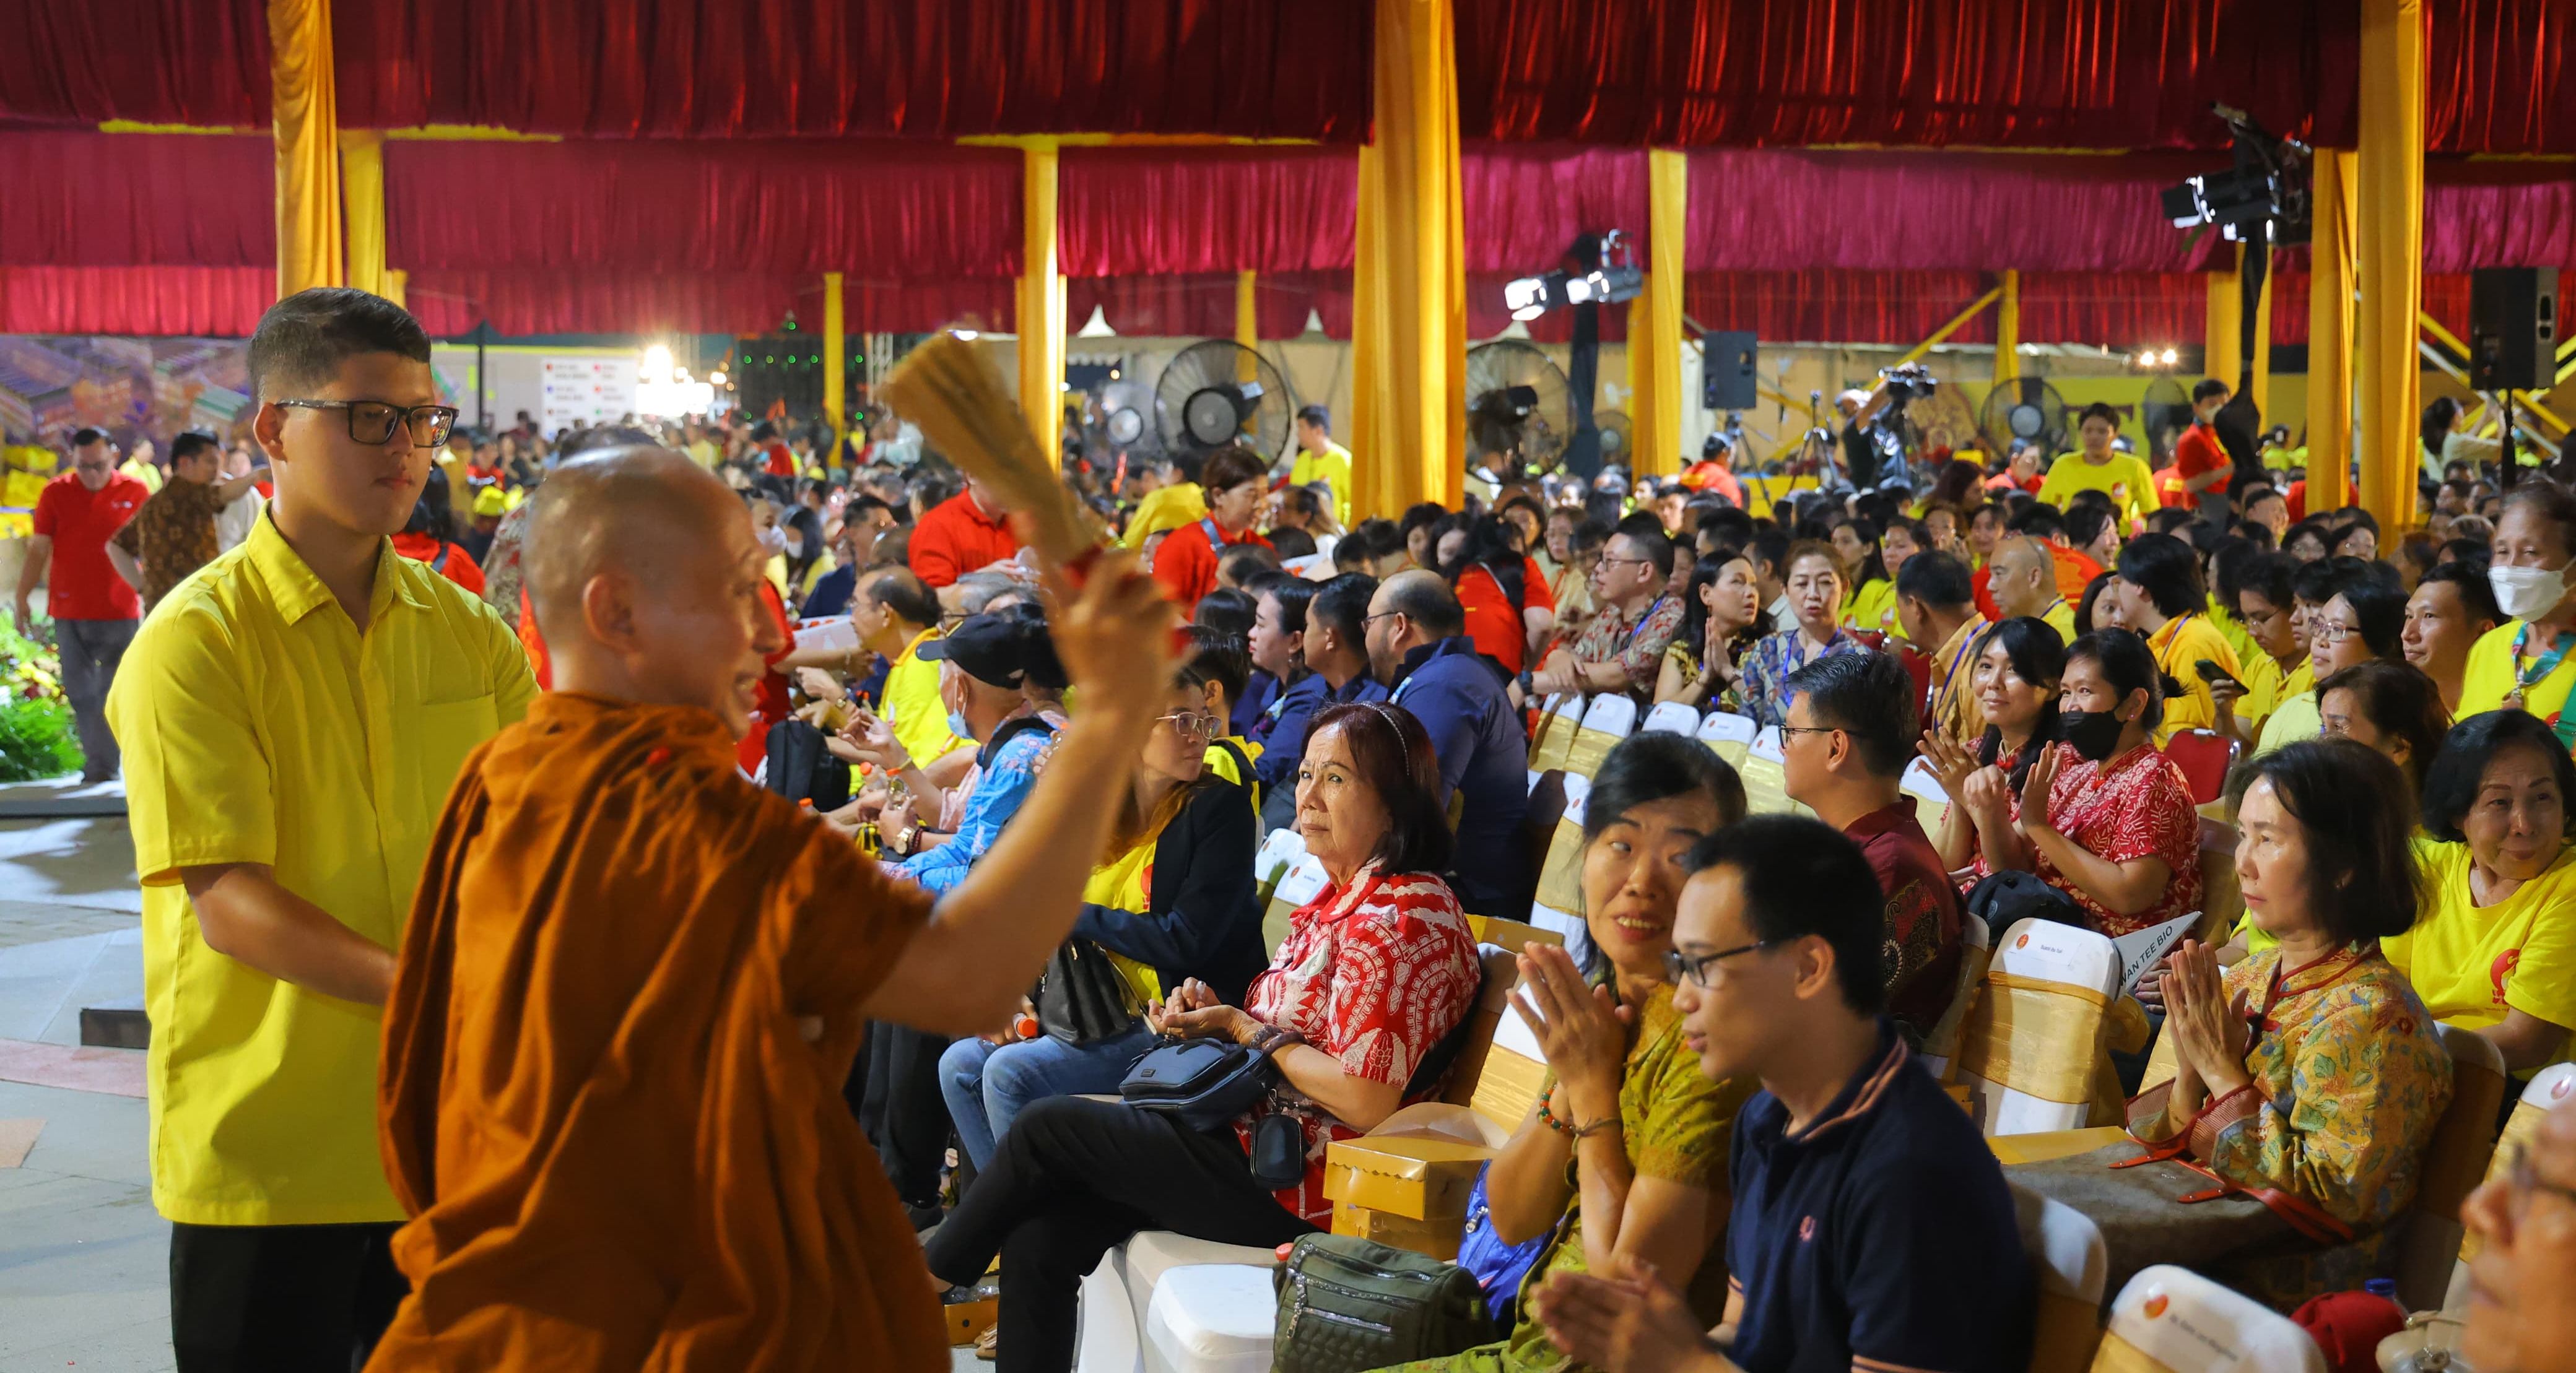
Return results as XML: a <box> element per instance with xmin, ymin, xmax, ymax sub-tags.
<box><xmin>1876</xmin><ymin>362</ymin><xmax>1938</xmax><ymax>404</ymax></box>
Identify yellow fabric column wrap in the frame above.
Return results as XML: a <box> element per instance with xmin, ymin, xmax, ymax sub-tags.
<box><xmin>2358</xmin><ymin>0</ymin><xmax>2428</xmax><ymax>531</ymax></box>
<box><xmin>338</xmin><ymin>129</ymin><xmax>389</xmax><ymax>300</ymax></box>
<box><xmin>2250</xmin><ymin>265</ymin><xmax>2275</xmax><ymax>420</ymax></box>
<box><xmin>2204</xmin><ymin>257</ymin><xmax>2242</xmax><ymax>389</ymax></box>
<box><xmin>1236</xmin><ymin>270</ymin><xmax>1260</xmax><ymax>357</ymax></box>
<box><xmin>1017</xmin><ymin>142</ymin><xmax>1066</xmax><ymax>461</ymax></box>
<box><xmin>1995</xmin><ymin>270</ymin><xmax>2021</xmax><ymax>385</ymax></box>
<box><xmin>1351</xmin><ymin>0</ymin><xmax>1466</xmax><ymax>521</ymax></box>
<box><xmin>822</xmin><ymin>271</ymin><xmax>846</xmax><ymax>457</ymax></box>
<box><xmin>1624</xmin><ymin>148</ymin><xmax>1687</xmax><ymax>478</ymax></box>
<box><xmin>269</xmin><ymin>0</ymin><xmax>344</xmax><ymax>298</ymax></box>
<box><xmin>2307</xmin><ymin>150</ymin><xmax>2359</xmax><ymax>511</ymax></box>
<box><xmin>385</xmin><ymin>269</ymin><xmax>406</xmax><ymax>310</ymax></box>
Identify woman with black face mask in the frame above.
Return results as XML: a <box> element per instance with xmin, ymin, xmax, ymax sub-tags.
<box><xmin>1977</xmin><ymin>628</ymin><xmax>2203</xmax><ymax>938</ymax></box>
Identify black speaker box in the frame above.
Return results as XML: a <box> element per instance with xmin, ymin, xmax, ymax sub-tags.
<box><xmin>1702</xmin><ymin>330</ymin><xmax>1757</xmax><ymax>410</ymax></box>
<box><xmin>2469</xmin><ymin>267</ymin><xmax>2559</xmax><ymax>392</ymax></box>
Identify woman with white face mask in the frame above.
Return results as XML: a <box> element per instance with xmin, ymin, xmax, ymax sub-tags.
<box><xmin>2461</xmin><ymin>480</ymin><xmax>2576</xmax><ymax>726</ymax></box>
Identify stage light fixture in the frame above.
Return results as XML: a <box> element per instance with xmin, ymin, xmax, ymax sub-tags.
<box><xmin>1502</xmin><ymin>229</ymin><xmax>1643</xmax><ymax>321</ymax></box>
<box><xmin>2158</xmin><ymin>105</ymin><xmax>2311</xmax><ymax>246</ymax></box>
<box><xmin>2160</xmin><ymin>347</ymin><xmax>2178</xmax><ymax>365</ymax></box>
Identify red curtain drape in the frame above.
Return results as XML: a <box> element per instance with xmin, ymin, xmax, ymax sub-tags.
<box><xmin>2422</xmin><ymin>164</ymin><xmax>2576</xmax><ymax>272</ymax></box>
<box><xmin>2011</xmin><ymin>272</ymin><xmax>2205</xmax><ymax>349</ymax></box>
<box><xmin>1684</xmin><ymin>271</ymin><xmax>1993</xmax><ymax>346</ymax></box>
<box><xmin>404</xmin><ymin>270</ymin><xmax>804</xmax><ymax>337</ymax></box>
<box><xmin>1462</xmin><ymin>144</ymin><xmax>1650</xmax><ymax>272</ymax></box>
<box><xmin>0</xmin><ymin>132</ymin><xmax>272</xmax><ymax>267</ymax></box>
<box><xmin>383</xmin><ymin>139</ymin><xmax>1024</xmax><ymax>277</ymax></box>
<box><xmin>332</xmin><ymin>0</ymin><xmax>1372</xmax><ymax>139</ymax></box>
<box><xmin>1456</xmin><ymin>0</ymin><xmax>2363</xmax><ymax>150</ymax></box>
<box><xmin>1058</xmin><ymin>145</ymin><xmax>1358</xmax><ymax>277</ymax></box>
<box><xmin>0</xmin><ymin>0</ymin><xmax>269</xmax><ymax>128</ymax></box>
<box><xmin>1058</xmin><ymin>273</ymin><xmax>1354</xmax><ymax>340</ymax></box>
<box><xmin>0</xmin><ymin>266</ymin><xmax>273</xmax><ymax>336</ymax></box>
<box><xmin>831</xmin><ymin>278</ymin><xmax>1019</xmax><ymax>336</ymax></box>
<box><xmin>2429</xmin><ymin>0</ymin><xmax>2576</xmax><ymax>155</ymax></box>
<box><xmin>1259</xmin><ymin>272</ymin><xmax>1355</xmax><ymax>339</ymax></box>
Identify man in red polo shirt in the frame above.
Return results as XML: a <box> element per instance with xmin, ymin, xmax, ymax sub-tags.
<box><xmin>2174</xmin><ymin>378</ymin><xmax>2234</xmax><ymax>527</ymax></box>
<box><xmin>14</xmin><ymin>428</ymin><xmax>150</xmax><ymax>782</ymax></box>
<box><xmin>908</xmin><ymin>477</ymin><xmax>1021</xmax><ymax>592</ymax></box>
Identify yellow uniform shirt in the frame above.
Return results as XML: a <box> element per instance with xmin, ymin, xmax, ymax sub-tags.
<box><xmin>120</xmin><ymin>456</ymin><xmax>165</xmax><ymax>493</ymax></box>
<box><xmin>1929</xmin><ymin>615</ymin><xmax>1991</xmax><ymax>747</ymax></box>
<box><xmin>2036</xmin><ymin>453</ymin><xmax>2160</xmax><ymax>529</ymax></box>
<box><xmin>1124</xmin><ymin>482</ymin><xmax>1208</xmax><ymax>550</ymax></box>
<box><xmin>1840</xmin><ymin>577</ymin><xmax>1897</xmax><ymax>637</ymax></box>
<box><xmin>2459</xmin><ymin>620</ymin><xmax>2576</xmax><ymax>721</ymax></box>
<box><xmin>1290</xmin><ymin>442</ymin><xmax>1355</xmax><ymax>525</ymax></box>
<box><xmin>2206</xmin><ymin>595</ymin><xmax>2260</xmax><ymax>670</ymax></box>
<box><xmin>1086</xmin><ymin>830</ymin><xmax>1165</xmax><ymax>1005</ymax></box>
<box><xmin>1205</xmin><ymin>735</ymin><xmax>1267</xmax><ymax>814</ymax></box>
<box><xmin>2144</xmin><ymin>612</ymin><xmax>2241</xmax><ymax>743</ymax></box>
<box><xmin>2233</xmin><ymin>649</ymin><xmax>2291</xmax><ymax>736</ymax></box>
<box><xmin>105</xmin><ymin>514</ymin><xmax>535</xmax><ymax>1225</ymax></box>
<box><xmin>881</xmin><ymin>626</ymin><xmax>967</xmax><ymax>768</ymax></box>
<box><xmin>2039</xmin><ymin>597</ymin><xmax>2079</xmax><ymax>646</ymax></box>
<box><xmin>2254</xmin><ymin>689</ymin><xmax>2322</xmax><ymax>758</ymax></box>
<box><xmin>2385</xmin><ymin>841</ymin><xmax>2576</xmax><ymax>1068</ymax></box>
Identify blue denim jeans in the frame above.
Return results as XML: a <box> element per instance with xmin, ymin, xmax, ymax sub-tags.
<box><xmin>939</xmin><ymin>1021</ymin><xmax>1160</xmax><ymax>1171</ymax></box>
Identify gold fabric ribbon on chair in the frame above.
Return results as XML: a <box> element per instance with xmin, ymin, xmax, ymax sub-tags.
<box><xmin>1956</xmin><ymin>971</ymin><xmax>2110</xmax><ymax>1107</ymax></box>
<box><xmin>1560</xmin><ymin>725</ymin><xmax>1621</xmax><ymax>780</ymax></box>
<box><xmin>1533</xmin><ymin>816</ymin><xmax>1586</xmax><ymax>913</ymax></box>
<box><xmin>2087</xmin><ymin>1332</ymin><xmax>2176</xmax><ymax>1373</ymax></box>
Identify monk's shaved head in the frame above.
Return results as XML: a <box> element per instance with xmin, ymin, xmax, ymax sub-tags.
<box><xmin>523</xmin><ymin>446</ymin><xmax>739</xmax><ymax>638</ymax></box>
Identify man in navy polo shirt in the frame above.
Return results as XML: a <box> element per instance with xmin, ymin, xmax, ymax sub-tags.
<box><xmin>1364</xmin><ymin>570</ymin><xmax>1529</xmax><ymax>915</ymax></box>
<box><xmin>1534</xmin><ymin>813</ymin><xmax>2029</xmax><ymax>1373</ymax></box>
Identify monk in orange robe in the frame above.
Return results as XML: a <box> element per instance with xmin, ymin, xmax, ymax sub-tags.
<box><xmin>367</xmin><ymin>446</ymin><xmax>1175</xmax><ymax>1370</ymax></box>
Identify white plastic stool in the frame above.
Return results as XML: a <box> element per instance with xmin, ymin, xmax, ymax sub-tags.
<box><xmin>1144</xmin><ymin>1263</ymin><xmax>1278</xmax><ymax>1373</ymax></box>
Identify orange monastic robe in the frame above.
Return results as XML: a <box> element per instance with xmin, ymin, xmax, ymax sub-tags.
<box><xmin>369</xmin><ymin>692</ymin><xmax>942</xmax><ymax>1371</ymax></box>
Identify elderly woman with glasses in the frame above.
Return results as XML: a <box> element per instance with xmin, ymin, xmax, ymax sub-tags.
<box><xmin>935</xmin><ymin>643</ymin><xmax>1267</xmax><ymax>1176</ymax></box>
<box><xmin>924</xmin><ymin>702</ymin><xmax>1482</xmax><ymax>1371</ymax></box>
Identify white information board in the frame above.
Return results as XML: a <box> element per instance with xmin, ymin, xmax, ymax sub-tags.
<box><xmin>540</xmin><ymin>357</ymin><xmax>638</xmax><ymax>433</ymax></box>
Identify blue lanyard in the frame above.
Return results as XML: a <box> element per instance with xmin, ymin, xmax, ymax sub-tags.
<box><xmin>1621</xmin><ymin>595</ymin><xmax>1671</xmax><ymax>651</ymax></box>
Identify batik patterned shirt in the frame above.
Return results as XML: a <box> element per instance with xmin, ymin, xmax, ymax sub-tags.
<box><xmin>1568</xmin><ymin>593</ymin><xmax>1686</xmax><ymax>697</ymax></box>
<box><xmin>108</xmin><ymin>477</ymin><xmax>227</xmax><ymax>610</ymax></box>
<box><xmin>1238</xmin><ymin>865</ymin><xmax>1481</xmax><ymax>1224</ymax></box>
<box><xmin>2034</xmin><ymin>741</ymin><xmax>2201</xmax><ymax>937</ymax></box>
<box><xmin>1735</xmin><ymin>626</ymin><xmax>1866</xmax><ymax>728</ymax></box>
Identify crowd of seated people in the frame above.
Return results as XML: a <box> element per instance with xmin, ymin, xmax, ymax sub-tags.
<box><xmin>691</xmin><ymin>406</ymin><xmax>2576</xmax><ymax>1371</ymax></box>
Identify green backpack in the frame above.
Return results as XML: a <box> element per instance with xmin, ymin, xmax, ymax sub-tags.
<box><xmin>1271</xmin><ymin>1232</ymin><xmax>1499</xmax><ymax>1373</ymax></box>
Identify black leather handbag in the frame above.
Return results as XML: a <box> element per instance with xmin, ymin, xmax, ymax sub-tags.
<box><xmin>1118</xmin><ymin>1036</ymin><xmax>1281</xmax><ymax>1133</ymax></box>
<box><xmin>1271</xmin><ymin>1233</ymin><xmax>1498</xmax><ymax>1373</ymax></box>
<box><xmin>1033</xmin><ymin>938</ymin><xmax>1142</xmax><ymax>1046</ymax></box>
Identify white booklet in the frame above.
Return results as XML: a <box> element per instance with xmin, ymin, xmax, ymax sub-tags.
<box><xmin>2112</xmin><ymin>912</ymin><xmax>2204</xmax><ymax>999</ymax></box>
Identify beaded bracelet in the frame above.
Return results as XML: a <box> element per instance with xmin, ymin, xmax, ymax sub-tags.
<box><xmin>1538</xmin><ymin>1095</ymin><xmax>1618</xmax><ymax>1141</ymax></box>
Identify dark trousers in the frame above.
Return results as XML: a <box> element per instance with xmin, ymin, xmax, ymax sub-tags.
<box><xmin>847</xmin><ymin>1019</ymin><xmax>953</xmax><ymax>1207</ymax></box>
<box><xmin>921</xmin><ymin>1097</ymin><xmax>1317</xmax><ymax>1373</ymax></box>
<box><xmin>168</xmin><ymin>1221</ymin><xmax>407</xmax><ymax>1373</ymax></box>
<box><xmin>55</xmin><ymin>615</ymin><xmax>136</xmax><ymax>782</ymax></box>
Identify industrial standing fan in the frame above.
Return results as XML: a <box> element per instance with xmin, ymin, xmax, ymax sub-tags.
<box><xmin>1464</xmin><ymin>340</ymin><xmax>1573</xmax><ymax>475</ymax></box>
<box><xmin>1155</xmin><ymin>340</ymin><xmax>1295</xmax><ymax>462</ymax></box>
<box><xmin>1978</xmin><ymin>376</ymin><xmax>2071</xmax><ymax>457</ymax></box>
<box><xmin>2137</xmin><ymin>376</ymin><xmax>2195</xmax><ymax>463</ymax></box>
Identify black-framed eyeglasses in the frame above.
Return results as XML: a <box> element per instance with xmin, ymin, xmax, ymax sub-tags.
<box><xmin>1663</xmin><ymin>940</ymin><xmax>1783</xmax><ymax>988</ymax></box>
<box><xmin>1361</xmin><ymin>610</ymin><xmax>1403</xmax><ymax>626</ymax></box>
<box><xmin>1777</xmin><ymin>725</ymin><xmax>1839</xmax><ymax>742</ymax></box>
<box><xmin>274</xmin><ymin>399</ymin><xmax>459</xmax><ymax>448</ymax></box>
<box><xmin>1596</xmin><ymin>555</ymin><xmax>1657</xmax><ymax>570</ymax></box>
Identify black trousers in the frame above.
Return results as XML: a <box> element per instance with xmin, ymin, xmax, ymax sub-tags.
<box><xmin>847</xmin><ymin>1019</ymin><xmax>953</xmax><ymax>1207</ymax></box>
<box><xmin>921</xmin><ymin>1097</ymin><xmax>1317</xmax><ymax>1373</ymax></box>
<box><xmin>168</xmin><ymin>1221</ymin><xmax>407</xmax><ymax>1373</ymax></box>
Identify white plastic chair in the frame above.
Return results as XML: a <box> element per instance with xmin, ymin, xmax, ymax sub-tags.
<box><xmin>1528</xmin><ymin>779</ymin><xmax>1591</xmax><ymax>959</ymax></box>
<box><xmin>1641</xmin><ymin>700</ymin><xmax>1702</xmax><ymax>736</ymax></box>
<box><xmin>1916</xmin><ymin>916</ymin><xmax>1993</xmax><ymax>1081</ymax></box>
<box><xmin>1738</xmin><ymin>725</ymin><xmax>1796</xmax><ymax>815</ymax></box>
<box><xmin>1251</xmin><ymin>827</ymin><xmax>1307</xmax><ymax>897</ymax></box>
<box><xmin>1143</xmin><ymin>1265</ymin><xmax>1277</xmax><ymax>1373</ymax></box>
<box><xmin>2092</xmin><ymin>1265</ymin><xmax>2325</xmax><ymax>1372</ymax></box>
<box><xmin>1900</xmin><ymin>755</ymin><xmax>1950</xmax><ymax>810</ymax></box>
<box><xmin>1695</xmin><ymin>710</ymin><xmax>1757</xmax><ymax>767</ymax></box>
<box><xmin>1956</xmin><ymin>917</ymin><xmax>2120</xmax><ymax>1137</ymax></box>
<box><xmin>1527</xmin><ymin>692</ymin><xmax>1586</xmax><ymax>778</ymax></box>
<box><xmin>2010</xmin><ymin>1182</ymin><xmax>2108</xmax><ymax>1373</ymax></box>
<box><xmin>1577</xmin><ymin>693</ymin><xmax>1637</xmax><ymax>737</ymax></box>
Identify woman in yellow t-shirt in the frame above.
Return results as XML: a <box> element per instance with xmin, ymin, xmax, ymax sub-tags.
<box><xmin>1830</xmin><ymin>514</ymin><xmax>1897</xmax><ymax>637</ymax></box>
<box><xmin>2211</xmin><ymin>548</ymin><xmax>2305</xmax><ymax>747</ymax></box>
<box><xmin>2260</xmin><ymin>578</ymin><xmax>2412</xmax><ymax>757</ymax></box>
<box><xmin>2385</xmin><ymin>709</ymin><xmax>2576</xmax><ymax>1075</ymax></box>
<box><xmin>934</xmin><ymin>652</ymin><xmax>1265</xmax><ymax>1171</ymax></box>
<box><xmin>2109</xmin><ymin>532</ymin><xmax>2240</xmax><ymax>743</ymax></box>
<box><xmin>2459</xmin><ymin>482</ymin><xmax>2576</xmax><ymax>722</ymax></box>
<box><xmin>2037</xmin><ymin>402</ymin><xmax>2159</xmax><ymax>530</ymax></box>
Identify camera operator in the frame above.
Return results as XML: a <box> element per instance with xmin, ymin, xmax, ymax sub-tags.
<box><xmin>1837</xmin><ymin>369</ymin><xmax>1928</xmax><ymax>492</ymax></box>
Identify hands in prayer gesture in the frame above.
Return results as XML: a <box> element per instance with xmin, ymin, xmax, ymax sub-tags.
<box><xmin>2158</xmin><ymin>939</ymin><xmax>2254</xmax><ymax>1108</ymax></box>
<box><xmin>1149</xmin><ymin>977</ymin><xmax>1258</xmax><ymax>1046</ymax></box>
<box><xmin>1534</xmin><ymin>1254</ymin><xmax>1728</xmax><ymax>1373</ymax></box>
<box><xmin>2014</xmin><ymin>743</ymin><xmax>2063</xmax><ymax>842</ymax></box>
<box><xmin>1510</xmin><ymin>943</ymin><xmax>1632</xmax><ymax>1124</ymax></box>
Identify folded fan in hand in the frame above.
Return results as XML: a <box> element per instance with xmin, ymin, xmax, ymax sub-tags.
<box><xmin>880</xmin><ymin>330</ymin><xmax>1092</xmax><ymax>568</ymax></box>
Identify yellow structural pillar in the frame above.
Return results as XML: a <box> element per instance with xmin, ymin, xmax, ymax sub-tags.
<box><xmin>2250</xmin><ymin>265</ymin><xmax>2275</xmax><ymax>420</ymax></box>
<box><xmin>822</xmin><ymin>271</ymin><xmax>846</xmax><ymax>462</ymax></box>
<box><xmin>1995</xmin><ymin>271</ymin><xmax>2021</xmax><ymax>386</ymax></box>
<box><xmin>2205</xmin><ymin>258</ymin><xmax>2242</xmax><ymax>387</ymax></box>
<box><xmin>2307</xmin><ymin>151</ymin><xmax>2358</xmax><ymax>511</ymax></box>
<box><xmin>1236</xmin><ymin>270</ymin><xmax>1260</xmax><ymax>383</ymax></box>
<box><xmin>1624</xmin><ymin>149</ymin><xmax>1686</xmax><ymax>479</ymax></box>
<box><xmin>1017</xmin><ymin>142</ymin><xmax>1067</xmax><ymax>461</ymax></box>
<box><xmin>339</xmin><ymin>129</ymin><xmax>390</xmax><ymax>300</ymax></box>
<box><xmin>1351</xmin><ymin>0</ymin><xmax>1466</xmax><ymax>519</ymax></box>
<box><xmin>269</xmin><ymin>0</ymin><xmax>344</xmax><ymax>297</ymax></box>
<box><xmin>2357</xmin><ymin>0</ymin><xmax>2427</xmax><ymax>529</ymax></box>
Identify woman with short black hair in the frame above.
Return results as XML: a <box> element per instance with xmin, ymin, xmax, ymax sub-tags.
<box><xmin>2138</xmin><ymin>739</ymin><xmax>2452</xmax><ymax>1304</ymax></box>
<box><xmin>2114</xmin><ymin>532</ymin><xmax>2242</xmax><ymax>742</ymax></box>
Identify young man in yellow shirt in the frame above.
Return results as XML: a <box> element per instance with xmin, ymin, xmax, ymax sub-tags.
<box><xmin>1290</xmin><ymin>404</ymin><xmax>1353</xmax><ymax>525</ymax></box>
<box><xmin>2036</xmin><ymin>401</ymin><xmax>2159</xmax><ymax>532</ymax></box>
<box><xmin>107</xmin><ymin>288</ymin><xmax>536</xmax><ymax>1370</ymax></box>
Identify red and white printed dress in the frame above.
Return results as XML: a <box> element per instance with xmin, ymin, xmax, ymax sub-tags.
<box><xmin>1235</xmin><ymin>864</ymin><xmax>1482</xmax><ymax>1225</ymax></box>
<box><xmin>2034</xmin><ymin>740</ymin><xmax>2202</xmax><ymax>938</ymax></box>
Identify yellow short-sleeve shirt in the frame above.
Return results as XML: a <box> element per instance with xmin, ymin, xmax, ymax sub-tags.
<box><xmin>2459</xmin><ymin>620</ymin><xmax>2576</xmax><ymax>721</ymax></box>
<box><xmin>2037</xmin><ymin>453</ymin><xmax>2160</xmax><ymax>529</ymax></box>
<box><xmin>1123</xmin><ymin>482</ymin><xmax>1209</xmax><ymax>550</ymax></box>
<box><xmin>1290</xmin><ymin>442</ymin><xmax>1355</xmax><ymax>525</ymax></box>
<box><xmin>2040</xmin><ymin>598</ymin><xmax>2079</xmax><ymax>647</ymax></box>
<box><xmin>105</xmin><ymin>514</ymin><xmax>535</xmax><ymax>1225</ymax></box>
<box><xmin>1840</xmin><ymin>577</ymin><xmax>1898</xmax><ymax>637</ymax></box>
<box><xmin>881</xmin><ymin>627</ymin><xmax>967</xmax><ymax>768</ymax></box>
<box><xmin>2385</xmin><ymin>841</ymin><xmax>2576</xmax><ymax>1067</ymax></box>
<box><xmin>2145</xmin><ymin>611</ymin><xmax>2241</xmax><ymax>743</ymax></box>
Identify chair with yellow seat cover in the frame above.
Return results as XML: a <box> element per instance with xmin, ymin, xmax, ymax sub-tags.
<box><xmin>2011</xmin><ymin>1182</ymin><xmax>2108</xmax><ymax>1373</ymax></box>
<box><xmin>2089</xmin><ymin>1265</ymin><xmax>2323</xmax><ymax>1372</ymax></box>
<box><xmin>1559</xmin><ymin>693</ymin><xmax>1635</xmax><ymax>781</ymax></box>
<box><xmin>2447</xmin><ymin>1061</ymin><xmax>2576</xmax><ymax>1312</ymax></box>
<box><xmin>1695</xmin><ymin>709</ymin><xmax>1756</xmax><ymax>768</ymax></box>
<box><xmin>1956</xmin><ymin>919</ymin><xmax>2121</xmax><ymax>1137</ymax></box>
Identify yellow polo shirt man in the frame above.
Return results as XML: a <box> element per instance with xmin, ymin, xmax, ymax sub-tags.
<box><xmin>1292</xmin><ymin>441</ymin><xmax>1354</xmax><ymax>524</ymax></box>
<box><xmin>881</xmin><ymin>624</ymin><xmax>966</xmax><ymax>767</ymax></box>
<box><xmin>107</xmin><ymin>514</ymin><xmax>535</xmax><ymax>1226</ymax></box>
<box><xmin>2037</xmin><ymin>450</ymin><xmax>2159</xmax><ymax>530</ymax></box>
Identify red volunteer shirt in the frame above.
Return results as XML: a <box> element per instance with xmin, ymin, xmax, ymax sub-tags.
<box><xmin>908</xmin><ymin>491</ymin><xmax>1022</xmax><ymax>589</ymax></box>
<box><xmin>32</xmin><ymin>470</ymin><xmax>149</xmax><ymax>621</ymax></box>
<box><xmin>1457</xmin><ymin>555</ymin><xmax>1556</xmax><ymax>675</ymax></box>
<box><xmin>1152</xmin><ymin>518</ymin><xmax>1269</xmax><ymax>609</ymax></box>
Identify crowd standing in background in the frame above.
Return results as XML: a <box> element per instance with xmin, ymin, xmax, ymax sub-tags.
<box><xmin>9</xmin><ymin>288</ymin><xmax>2576</xmax><ymax>1373</ymax></box>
